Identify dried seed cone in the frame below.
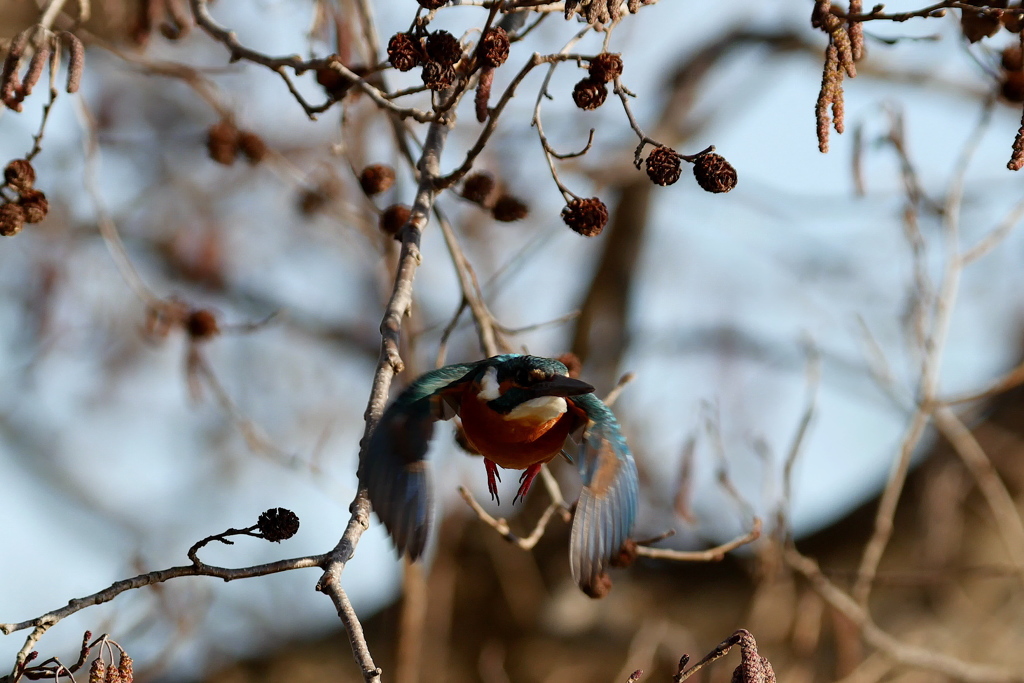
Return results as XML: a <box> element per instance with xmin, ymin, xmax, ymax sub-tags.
<box><xmin>316</xmin><ymin>56</ymin><xmax>355</xmax><ymax>99</ymax></box>
<box><xmin>380</xmin><ymin>204</ymin><xmax>411</xmax><ymax>239</ymax></box>
<box><xmin>387</xmin><ymin>33</ymin><xmax>422</xmax><ymax>72</ymax></box>
<box><xmin>186</xmin><ymin>309</ymin><xmax>219</xmax><ymax>339</ymax></box>
<box><xmin>572</xmin><ymin>78</ymin><xmax>607</xmax><ymax>110</ymax></box>
<box><xmin>237</xmin><ymin>131</ymin><xmax>268</xmax><ymax>164</ymax></box>
<box><xmin>206</xmin><ymin>120</ymin><xmax>239</xmax><ymax>165</ymax></box>
<box><xmin>4</xmin><ymin>158</ymin><xmax>35</xmax><ymax>192</ymax></box>
<box><xmin>0</xmin><ymin>202</ymin><xmax>25</xmax><ymax>236</ymax></box>
<box><xmin>588</xmin><ymin>53</ymin><xmax>623</xmax><ymax>83</ymax></box>
<box><xmin>461</xmin><ymin>172</ymin><xmax>496</xmax><ymax>206</ymax></box>
<box><xmin>426</xmin><ymin>30</ymin><xmax>462</xmax><ymax>66</ymax></box>
<box><xmin>422</xmin><ymin>61</ymin><xmax>456</xmax><ymax>90</ymax></box>
<box><xmin>417</xmin><ymin>0</ymin><xmax>448</xmax><ymax>7</ymax></box>
<box><xmin>562</xmin><ymin>197</ymin><xmax>608</xmax><ymax>237</ymax></box>
<box><xmin>19</xmin><ymin>189</ymin><xmax>48</xmax><ymax>223</ymax></box>
<box><xmin>731</xmin><ymin>631</ymin><xmax>776</xmax><ymax>683</ymax></box>
<box><xmin>479</xmin><ymin>27</ymin><xmax>510</xmax><ymax>68</ymax></box>
<box><xmin>257</xmin><ymin>507</ymin><xmax>300</xmax><ymax>542</ymax></box>
<box><xmin>692</xmin><ymin>153</ymin><xmax>738</xmax><ymax>193</ymax></box>
<box><xmin>645</xmin><ymin>146</ymin><xmax>682</xmax><ymax>186</ymax></box>
<box><xmin>359</xmin><ymin>164</ymin><xmax>396</xmax><ymax>196</ymax></box>
<box><xmin>88</xmin><ymin>659</ymin><xmax>107</xmax><ymax>683</ymax></box>
<box><xmin>491</xmin><ymin>194</ymin><xmax>528</xmax><ymax>222</ymax></box>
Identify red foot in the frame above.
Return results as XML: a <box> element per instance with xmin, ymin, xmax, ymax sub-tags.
<box><xmin>514</xmin><ymin>464</ymin><xmax>543</xmax><ymax>505</ymax></box>
<box><xmin>485</xmin><ymin>459</ymin><xmax>502</xmax><ymax>505</ymax></box>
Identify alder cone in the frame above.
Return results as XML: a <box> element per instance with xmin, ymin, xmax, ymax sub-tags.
<box><xmin>257</xmin><ymin>507</ymin><xmax>300</xmax><ymax>542</ymax></box>
<box><xmin>588</xmin><ymin>53</ymin><xmax>623</xmax><ymax>83</ymax></box>
<box><xmin>479</xmin><ymin>27</ymin><xmax>510</xmax><ymax>68</ymax></box>
<box><xmin>572</xmin><ymin>78</ymin><xmax>607</xmax><ymax>110</ymax></box>
<box><xmin>359</xmin><ymin>164</ymin><xmax>396</xmax><ymax>196</ymax></box>
<box><xmin>692</xmin><ymin>153</ymin><xmax>738</xmax><ymax>193</ymax></box>
<box><xmin>562</xmin><ymin>197</ymin><xmax>608</xmax><ymax>237</ymax></box>
<box><xmin>645</xmin><ymin>146</ymin><xmax>682</xmax><ymax>186</ymax></box>
<box><xmin>422</xmin><ymin>61</ymin><xmax>456</xmax><ymax>90</ymax></box>
<box><xmin>380</xmin><ymin>204</ymin><xmax>411</xmax><ymax>239</ymax></box>
<box><xmin>491</xmin><ymin>194</ymin><xmax>528</xmax><ymax>222</ymax></box>
<box><xmin>426</xmin><ymin>30</ymin><xmax>462</xmax><ymax>66</ymax></box>
<box><xmin>19</xmin><ymin>189</ymin><xmax>48</xmax><ymax>223</ymax></box>
<box><xmin>461</xmin><ymin>172</ymin><xmax>496</xmax><ymax>206</ymax></box>
<box><xmin>4</xmin><ymin>158</ymin><xmax>35</xmax><ymax>192</ymax></box>
<box><xmin>0</xmin><ymin>202</ymin><xmax>25</xmax><ymax>236</ymax></box>
<box><xmin>387</xmin><ymin>33</ymin><xmax>422</xmax><ymax>72</ymax></box>
<box><xmin>207</xmin><ymin>120</ymin><xmax>238</xmax><ymax>165</ymax></box>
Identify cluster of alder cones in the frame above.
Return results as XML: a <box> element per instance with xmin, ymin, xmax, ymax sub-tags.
<box><xmin>0</xmin><ymin>159</ymin><xmax>48</xmax><ymax>237</ymax></box>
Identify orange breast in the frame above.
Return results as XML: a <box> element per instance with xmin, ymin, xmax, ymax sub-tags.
<box><xmin>459</xmin><ymin>387</ymin><xmax>578</xmax><ymax>470</ymax></box>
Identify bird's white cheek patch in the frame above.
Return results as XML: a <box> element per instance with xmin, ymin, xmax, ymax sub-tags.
<box><xmin>505</xmin><ymin>396</ymin><xmax>568</xmax><ymax>423</ymax></box>
<box><xmin>477</xmin><ymin>366</ymin><xmax>501</xmax><ymax>400</ymax></box>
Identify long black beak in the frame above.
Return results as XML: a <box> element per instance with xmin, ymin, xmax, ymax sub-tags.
<box><xmin>528</xmin><ymin>374</ymin><xmax>594</xmax><ymax>397</ymax></box>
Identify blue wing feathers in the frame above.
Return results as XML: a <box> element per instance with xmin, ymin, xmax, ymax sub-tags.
<box><xmin>567</xmin><ymin>393</ymin><xmax>639</xmax><ymax>594</ymax></box>
<box><xmin>360</xmin><ymin>362</ymin><xmax>481</xmax><ymax>560</ymax></box>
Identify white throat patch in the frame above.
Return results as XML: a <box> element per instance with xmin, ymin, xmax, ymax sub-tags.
<box><xmin>506</xmin><ymin>395</ymin><xmax>568</xmax><ymax>423</ymax></box>
<box><xmin>477</xmin><ymin>366</ymin><xmax>501</xmax><ymax>400</ymax></box>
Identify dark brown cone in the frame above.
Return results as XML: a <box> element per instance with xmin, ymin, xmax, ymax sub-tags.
<box><xmin>387</xmin><ymin>33</ymin><xmax>422</xmax><ymax>72</ymax></box>
<box><xmin>380</xmin><ymin>204</ymin><xmax>411</xmax><ymax>240</ymax></box>
<box><xmin>562</xmin><ymin>197</ymin><xmax>608</xmax><ymax>237</ymax></box>
<box><xmin>316</xmin><ymin>55</ymin><xmax>356</xmax><ymax>99</ymax></box>
<box><xmin>693</xmin><ymin>153</ymin><xmax>738</xmax><ymax>193</ymax></box>
<box><xmin>19</xmin><ymin>189</ymin><xmax>48</xmax><ymax>223</ymax></box>
<box><xmin>422</xmin><ymin>61</ymin><xmax>456</xmax><ymax>90</ymax></box>
<box><xmin>426</xmin><ymin>30</ymin><xmax>462</xmax><ymax>66</ymax></box>
<box><xmin>581</xmin><ymin>571</ymin><xmax>613</xmax><ymax>599</ymax></box>
<box><xmin>0</xmin><ymin>202</ymin><xmax>25</xmax><ymax>236</ymax></box>
<box><xmin>206</xmin><ymin>120</ymin><xmax>239</xmax><ymax>165</ymax></box>
<box><xmin>359</xmin><ymin>164</ymin><xmax>396</xmax><ymax>196</ymax></box>
<box><xmin>556</xmin><ymin>352</ymin><xmax>582</xmax><ymax>378</ymax></box>
<box><xmin>572</xmin><ymin>78</ymin><xmax>607</xmax><ymax>110</ymax></box>
<box><xmin>237</xmin><ymin>131</ymin><xmax>268</xmax><ymax>164</ymax></box>
<box><xmin>491</xmin><ymin>194</ymin><xmax>528</xmax><ymax>222</ymax></box>
<box><xmin>4</xmin><ymin>158</ymin><xmax>35</xmax><ymax>192</ymax></box>
<box><xmin>588</xmin><ymin>53</ymin><xmax>623</xmax><ymax>83</ymax></box>
<box><xmin>645</xmin><ymin>146</ymin><xmax>682</xmax><ymax>186</ymax></box>
<box><xmin>257</xmin><ymin>507</ymin><xmax>300</xmax><ymax>542</ymax></box>
<box><xmin>479</xmin><ymin>27</ymin><xmax>510</xmax><ymax>68</ymax></box>
<box><xmin>186</xmin><ymin>309</ymin><xmax>219</xmax><ymax>339</ymax></box>
<box><xmin>461</xmin><ymin>172</ymin><xmax>496</xmax><ymax>206</ymax></box>
<box><xmin>417</xmin><ymin>0</ymin><xmax>448</xmax><ymax>7</ymax></box>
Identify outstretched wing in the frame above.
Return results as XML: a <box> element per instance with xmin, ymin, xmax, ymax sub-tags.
<box><xmin>359</xmin><ymin>362</ymin><xmax>481</xmax><ymax>560</ymax></box>
<box><xmin>566</xmin><ymin>392</ymin><xmax>639</xmax><ymax>596</ymax></box>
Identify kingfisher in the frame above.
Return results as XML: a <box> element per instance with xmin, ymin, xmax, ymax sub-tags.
<box><xmin>359</xmin><ymin>354</ymin><xmax>639</xmax><ymax>596</ymax></box>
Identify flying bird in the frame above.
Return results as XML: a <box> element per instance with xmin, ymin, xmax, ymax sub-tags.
<box><xmin>359</xmin><ymin>354</ymin><xmax>639</xmax><ymax>595</ymax></box>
